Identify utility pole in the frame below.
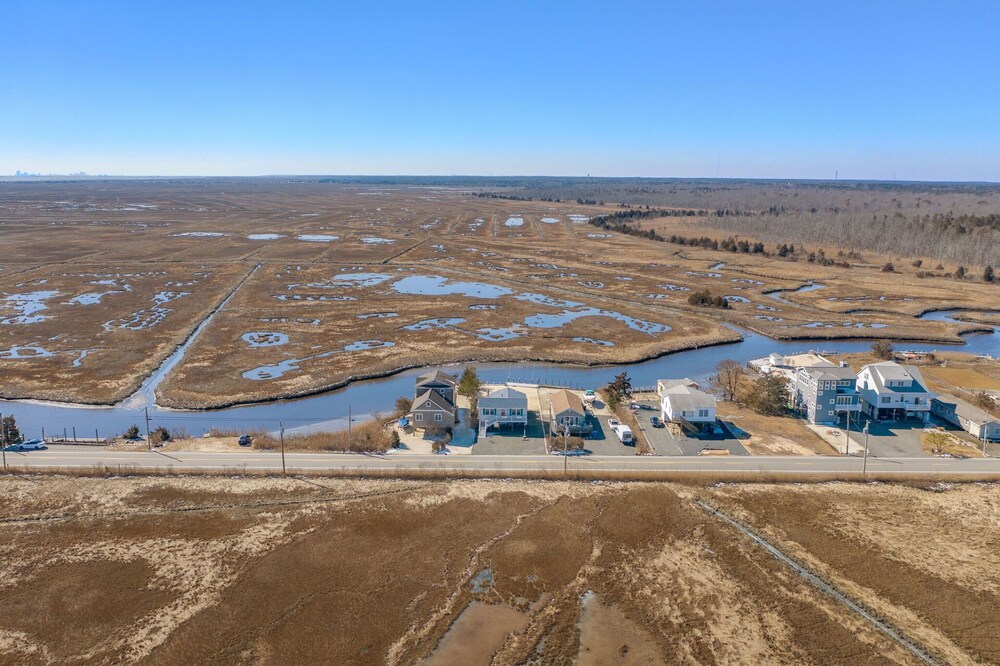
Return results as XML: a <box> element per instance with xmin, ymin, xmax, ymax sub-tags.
<box><xmin>1</xmin><ymin>411</ymin><xmax>6</xmax><ymax>471</ymax></box>
<box><xmin>563</xmin><ymin>428</ymin><xmax>568</xmax><ymax>475</ymax></box>
<box><xmin>144</xmin><ymin>407</ymin><xmax>152</xmax><ymax>450</ymax></box>
<box><xmin>279</xmin><ymin>420</ymin><xmax>286</xmax><ymax>475</ymax></box>
<box><xmin>348</xmin><ymin>406</ymin><xmax>353</xmax><ymax>452</ymax></box>
<box><xmin>862</xmin><ymin>422</ymin><xmax>870</xmax><ymax>479</ymax></box>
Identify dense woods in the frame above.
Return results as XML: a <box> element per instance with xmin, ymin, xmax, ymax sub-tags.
<box><xmin>516</xmin><ymin>179</ymin><xmax>1000</xmax><ymax>266</ymax></box>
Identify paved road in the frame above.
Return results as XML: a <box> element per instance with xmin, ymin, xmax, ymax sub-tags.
<box><xmin>3</xmin><ymin>445</ymin><xmax>999</xmax><ymax>477</ymax></box>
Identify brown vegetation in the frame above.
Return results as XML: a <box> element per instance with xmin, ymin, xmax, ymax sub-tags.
<box><xmin>3</xmin><ymin>475</ymin><xmax>996</xmax><ymax>663</ymax></box>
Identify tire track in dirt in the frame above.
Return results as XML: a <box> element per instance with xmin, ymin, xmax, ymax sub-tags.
<box><xmin>696</xmin><ymin>499</ymin><xmax>941</xmax><ymax>666</ymax></box>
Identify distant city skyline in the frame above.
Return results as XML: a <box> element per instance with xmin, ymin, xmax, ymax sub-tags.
<box><xmin>2</xmin><ymin>1</ymin><xmax>998</xmax><ymax>181</ymax></box>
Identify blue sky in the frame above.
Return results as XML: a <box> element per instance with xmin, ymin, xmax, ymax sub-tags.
<box><xmin>2</xmin><ymin>1</ymin><xmax>998</xmax><ymax>180</ymax></box>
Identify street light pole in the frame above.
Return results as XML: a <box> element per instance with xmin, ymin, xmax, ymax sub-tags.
<box><xmin>348</xmin><ymin>405</ymin><xmax>353</xmax><ymax>452</ymax></box>
<box><xmin>279</xmin><ymin>420</ymin><xmax>286</xmax><ymax>476</ymax></box>
<box><xmin>1</xmin><ymin>411</ymin><xmax>6</xmax><ymax>471</ymax></box>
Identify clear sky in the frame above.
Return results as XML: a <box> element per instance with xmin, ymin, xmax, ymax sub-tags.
<box><xmin>2</xmin><ymin>1</ymin><xmax>998</xmax><ymax>180</ymax></box>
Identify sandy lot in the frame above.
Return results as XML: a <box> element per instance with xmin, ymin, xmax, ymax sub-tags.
<box><xmin>1</xmin><ymin>474</ymin><xmax>996</xmax><ymax>664</ymax></box>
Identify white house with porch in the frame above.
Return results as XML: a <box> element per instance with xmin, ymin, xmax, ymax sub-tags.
<box><xmin>478</xmin><ymin>386</ymin><xmax>528</xmax><ymax>435</ymax></box>
<box><xmin>857</xmin><ymin>361</ymin><xmax>935</xmax><ymax>422</ymax></box>
<box><xmin>658</xmin><ymin>379</ymin><xmax>717</xmax><ymax>433</ymax></box>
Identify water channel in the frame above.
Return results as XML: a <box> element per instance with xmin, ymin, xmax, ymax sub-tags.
<box><xmin>2</xmin><ymin>311</ymin><xmax>997</xmax><ymax>439</ymax></box>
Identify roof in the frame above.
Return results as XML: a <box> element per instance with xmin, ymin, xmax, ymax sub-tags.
<box><xmin>863</xmin><ymin>362</ymin><xmax>931</xmax><ymax>394</ymax></box>
<box><xmin>802</xmin><ymin>366</ymin><xmax>857</xmax><ymax>381</ymax></box>
<box><xmin>412</xmin><ymin>389</ymin><xmax>454</xmax><ymax>412</ymax></box>
<box><xmin>657</xmin><ymin>378</ymin><xmax>700</xmax><ymax>391</ymax></box>
<box><xmin>933</xmin><ymin>396</ymin><xmax>1000</xmax><ymax>425</ymax></box>
<box><xmin>662</xmin><ymin>385</ymin><xmax>716</xmax><ymax>412</ymax></box>
<box><xmin>416</xmin><ymin>370</ymin><xmax>457</xmax><ymax>387</ymax></box>
<box><xmin>484</xmin><ymin>387</ymin><xmax>527</xmax><ymax>400</ymax></box>
<box><xmin>549</xmin><ymin>389</ymin><xmax>585</xmax><ymax>416</ymax></box>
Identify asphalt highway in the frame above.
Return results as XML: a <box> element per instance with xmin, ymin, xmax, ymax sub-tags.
<box><xmin>3</xmin><ymin>445</ymin><xmax>999</xmax><ymax>478</ymax></box>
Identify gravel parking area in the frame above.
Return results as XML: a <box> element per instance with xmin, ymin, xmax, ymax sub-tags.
<box><xmin>633</xmin><ymin>399</ymin><xmax>749</xmax><ymax>456</ymax></box>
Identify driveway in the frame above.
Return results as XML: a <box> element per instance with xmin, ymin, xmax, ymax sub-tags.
<box><xmin>843</xmin><ymin>417</ymin><xmax>934</xmax><ymax>457</ymax></box>
<box><xmin>634</xmin><ymin>399</ymin><xmax>749</xmax><ymax>456</ymax></box>
<box><xmin>473</xmin><ymin>412</ymin><xmax>547</xmax><ymax>455</ymax></box>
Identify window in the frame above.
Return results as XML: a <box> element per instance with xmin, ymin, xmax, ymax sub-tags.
<box><xmin>698</xmin><ymin>409</ymin><xmax>709</xmax><ymax>417</ymax></box>
<box><xmin>881</xmin><ymin>397</ymin><xmax>891</xmax><ymax>404</ymax></box>
<box><xmin>415</xmin><ymin>413</ymin><xmax>423</xmax><ymax>422</ymax></box>
<box><xmin>434</xmin><ymin>413</ymin><xmax>443</xmax><ymax>422</ymax></box>
<box><xmin>829</xmin><ymin>399</ymin><xmax>835</xmax><ymax>404</ymax></box>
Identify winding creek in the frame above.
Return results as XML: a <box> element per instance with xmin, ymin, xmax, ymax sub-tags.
<box><xmin>1</xmin><ymin>309</ymin><xmax>998</xmax><ymax>439</ymax></box>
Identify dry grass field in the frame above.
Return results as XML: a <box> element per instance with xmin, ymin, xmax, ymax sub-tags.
<box><xmin>0</xmin><ymin>474</ymin><xmax>996</xmax><ymax>664</ymax></box>
<box><xmin>1</xmin><ymin>179</ymin><xmax>993</xmax><ymax>407</ymax></box>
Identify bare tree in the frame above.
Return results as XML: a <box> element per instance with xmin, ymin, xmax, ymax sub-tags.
<box><xmin>710</xmin><ymin>360</ymin><xmax>744</xmax><ymax>402</ymax></box>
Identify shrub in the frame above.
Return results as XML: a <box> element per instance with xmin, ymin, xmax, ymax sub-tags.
<box><xmin>984</xmin><ymin>266</ymin><xmax>995</xmax><ymax>283</ymax></box>
<box><xmin>881</xmin><ymin>262</ymin><xmax>895</xmax><ymax>272</ymax></box>
<box><xmin>124</xmin><ymin>424</ymin><xmax>140</xmax><ymax>440</ymax></box>
<box><xmin>151</xmin><ymin>426</ymin><xmax>171</xmax><ymax>444</ymax></box>
<box><xmin>745</xmin><ymin>374</ymin><xmax>789</xmax><ymax>416</ymax></box>
<box><xmin>1</xmin><ymin>415</ymin><xmax>22</xmax><ymax>445</ymax></box>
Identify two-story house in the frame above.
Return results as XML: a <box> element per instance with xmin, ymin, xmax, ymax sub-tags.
<box><xmin>794</xmin><ymin>365</ymin><xmax>861</xmax><ymax>425</ymax></box>
<box><xmin>412</xmin><ymin>370</ymin><xmax>459</xmax><ymax>429</ymax></box>
<box><xmin>856</xmin><ymin>362</ymin><xmax>935</xmax><ymax>422</ymax></box>
<box><xmin>478</xmin><ymin>386</ymin><xmax>528</xmax><ymax>434</ymax></box>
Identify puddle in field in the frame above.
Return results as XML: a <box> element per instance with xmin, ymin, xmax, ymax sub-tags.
<box><xmin>685</xmin><ymin>271</ymin><xmax>722</xmax><ymax>278</ymax></box>
<box><xmin>827</xmin><ymin>296</ymin><xmax>914</xmax><ymax>302</ymax></box>
<box><xmin>360</xmin><ymin>236</ymin><xmax>395</xmax><ymax>245</ymax></box>
<box><xmin>800</xmin><ymin>321</ymin><xmax>888</xmax><ymax>329</ymax></box>
<box><xmin>641</xmin><ymin>293</ymin><xmax>671</xmax><ymax>300</ymax></box>
<box><xmin>242</xmin><ymin>340</ymin><xmax>395</xmax><ymax>380</ymax></box>
<box><xmin>0</xmin><ymin>344</ymin><xmax>54</xmax><ymax>359</ymax></box>
<box><xmin>1</xmin><ymin>290</ymin><xmax>59</xmax><ymax>325</ymax></box>
<box><xmin>540</xmin><ymin>217</ymin><xmax>560</xmax><ymax>223</ymax></box>
<box><xmin>709</xmin><ymin>262</ymin><xmax>726</xmax><ymax>270</ymax></box>
<box><xmin>660</xmin><ymin>284</ymin><xmax>690</xmax><ymax>292</ymax></box>
<box><xmin>274</xmin><ymin>294</ymin><xmax>357</xmax><ymax>303</ymax></box>
<box><xmin>103</xmin><ymin>291</ymin><xmax>190</xmax><ymax>331</ymax></box>
<box><xmin>767</xmin><ymin>282</ymin><xmax>827</xmax><ymax>304</ymax></box>
<box><xmin>421</xmin><ymin>601</ymin><xmax>528</xmax><ymax>666</ymax></box>
<box><xmin>260</xmin><ymin>317</ymin><xmax>320</xmax><ymax>325</ymax></box>
<box><xmin>470</xmin><ymin>568</ymin><xmax>494</xmax><ymax>594</ymax></box>
<box><xmin>68</xmin><ymin>291</ymin><xmax>121</xmax><ymax>305</ymax></box>
<box><xmin>504</xmin><ymin>217</ymin><xmax>524</xmax><ymax>227</ymax></box>
<box><xmin>242</xmin><ymin>332</ymin><xmax>289</xmax><ymax>348</ymax></box>
<box><xmin>288</xmin><ymin>273</ymin><xmax>391</xmax><ymax>289</ymax></box>
<box><xmin>296</xmin><ymin>234</ymin><xmax>339</xmax><ymax>242</ymax></box>
<box><xmin>755</xmin><ymin>315</ymin><xmax>784</xmax><ymax>322</ymax></box>
<box><xmin>392</xmin><ymin>275</ymin><xmax>514</xmax><ymax>299</ymax></box>
<box><xmin>171</xmin><ymin>231</ymin><xmax>226</xmax><ymax>237</ymax></box>
<box><xmin>578</xmin><ymin>281</ymin><xmax>604</xmax><ymax>289</ymax></box>
<box><xmin>469</xmin><ymin>304</ymin><xmax>498</xmax><ymax>311</ymax></box>
<box><xmin>756</xmin><ymin>304</ymin><xmax>779</xmax><ymax>311</ymax></box>
<box><xmin>573</xmin><ymin>337</ymin><xmax>615</xmax><ymax>347</ymax></box>
<box><xmin>587</xmin><ymin>233</ymin><xmax>612</xmax><ymax>238</ymax></box>
<box><xmin>577</xmin><ymin>591</ymin><xmax>661</xmax><ymax>665</ymax></box>
<box><xmin>71</xmin><ymin>350</ymin><xmax>92</xmax><ymax>367</ymax></box>
<box><xmin>403</xmin><ymin>318</ymin><xmax>466</xmax><ymax>331</ymax></box>
<box><xmin>248</xmin><ymin>233</ymin><xmax>285</xmax><ymax>240</ymax></box>
<box><xmin>357</xmin><ymin>312</ymin><xmax>399</xmax><ymax>320</ymax></box>
<box><xmin>724</xmin><ymin>295</ymin><xmax>750</xmax><ymax>303</ymax></box>
<box><xmin>732</xmin><ymin>278</ymin><xmax>764</xmax><ymax>286</ymax></box>
<box><xmin>568</xmin><ymin>214</ymin><xmax>590</xmax><ymax>223</ymax></box>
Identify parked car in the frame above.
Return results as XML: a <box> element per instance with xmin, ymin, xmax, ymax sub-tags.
<box><xmin>238</xmin><ymin>434</ymin><xmax>253</xmax><ymax>447</ymax></box>
<box><xmin>2</xmin><ymin>439</ymin><xmax>48</xmax><ymax>452</ymax></box>
<box><xmin>607</xmin><ymin>418</ymin><xmax>620</xmax><ymax>429</ymax></box>
<box><xmin>650</xmin><ymin>416</ymin><xmax>663</xmax><ymax>428</ymax></box>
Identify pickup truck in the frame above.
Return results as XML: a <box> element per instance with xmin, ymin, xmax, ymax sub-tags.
<box><xmin>606</xmin><ymin>419</ymin><xmax>634</xmax><ymax>444</ymax></box>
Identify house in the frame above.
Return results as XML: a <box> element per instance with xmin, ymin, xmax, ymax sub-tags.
<box><xmin>856</xmin><ymin>362</ymin><xmax>936</xmax><ymax>422</ymax></box>
<box><xmin>793</xmin><ymin>365</ymin><xmax>861</xmax><ymax>425</ymax></box>
<box><xmin>479</xmin><ymin>386</ymin><xmax>528</xmax><ymax>431</ymax></box>
<box><xmin>658</xmin><ymin>379</ymin><xmax>716</xmax><ymax>433</ymax></box>
<box><xmin>549</xmin><ymin>389</ymin><xmax>591</xmax><ymax>436</ymax></box>
<box><xmin>749</xmin><ymin>352</ymin><xmax>836</xmax><ymax>387</ymax></box>
<box><xmin>412</xmin><ymin>370</ymin><xmax>458</xmax><ymax>428</ymax></box>
<box><xmin>931</xmin><ymin>397</ymin><xmax>1000</xmax><ymax>441</ymax></box>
